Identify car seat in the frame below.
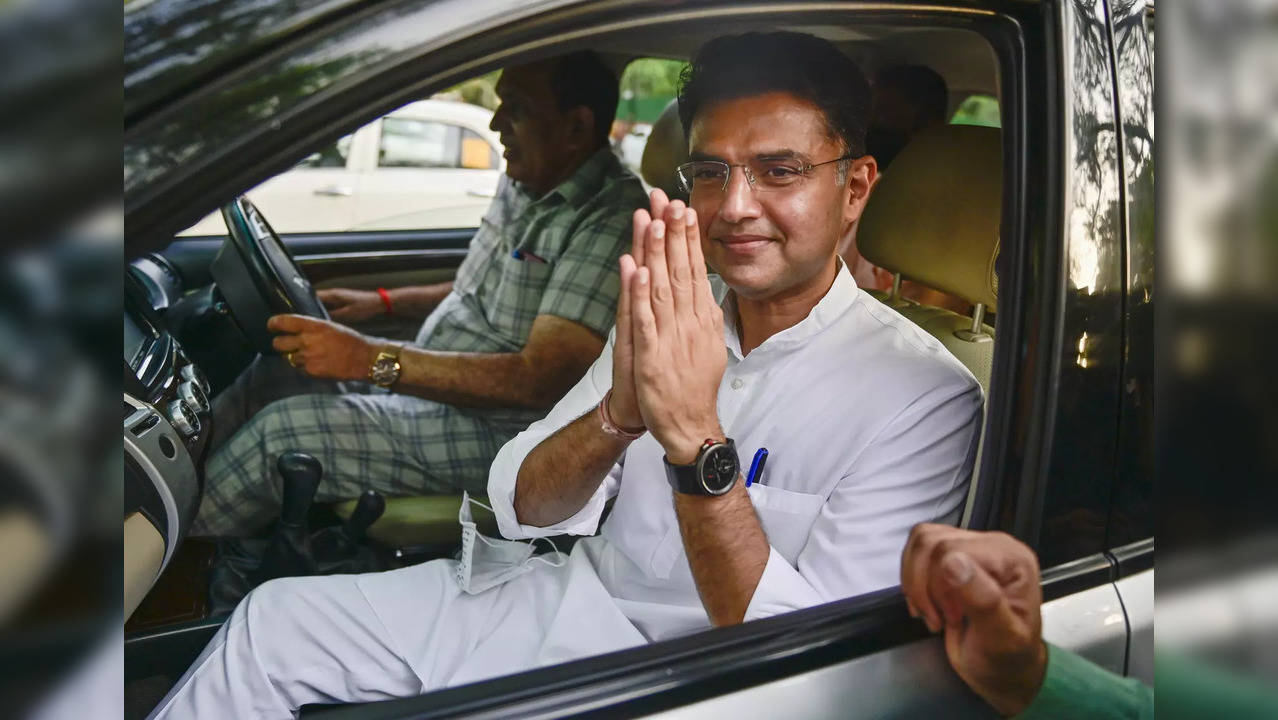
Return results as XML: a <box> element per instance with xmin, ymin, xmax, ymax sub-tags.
<box><xmin>857</xmin><ymin>123</ymin><xmax>1001</xmax><ymax>527</ymax></box>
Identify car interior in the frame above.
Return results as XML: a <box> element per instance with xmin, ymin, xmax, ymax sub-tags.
<box><xmin>124</xmin><ymin>16</ymin><xmax>1006</xmax><ymax>718</ymax></box>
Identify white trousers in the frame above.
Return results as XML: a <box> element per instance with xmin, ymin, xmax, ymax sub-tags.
<box><xmin>149</xmin><ymin>545</ymin><xmax>645</xmax><ymax>719</ymax></box>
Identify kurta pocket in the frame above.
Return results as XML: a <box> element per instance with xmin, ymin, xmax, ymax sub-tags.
<box><xmin>648</xmin><ymin>485</ymin><xmax>825</xmax><ymax>579</ymax></box>
<box><xmin>746</xmin><ymin>484</ymin><xmax>825</xmax><ymax>563</ymax></box>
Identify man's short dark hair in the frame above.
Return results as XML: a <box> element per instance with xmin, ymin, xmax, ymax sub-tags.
<box><xmin>677</xmin><ymin>32</ymin><xmax>871</xmax><ymax>158</ymax></box>
<box><xmin>549</xmin><ymin>51</ymin><xmax>619</xmax><ymax>146</ymax></box>
<box><xmin>874</xmin><ymin>65</ymin><xmax>949</xmax><ymax>126</ymax></box>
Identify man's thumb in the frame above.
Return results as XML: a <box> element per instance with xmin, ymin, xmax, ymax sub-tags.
<box><xmin>941</xmin><ymin>551</ymin><xmax>1010</xmax><ymax>626</ymax></box>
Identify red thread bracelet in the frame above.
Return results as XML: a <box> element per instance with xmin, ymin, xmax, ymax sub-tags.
<box><xmin>377</xmin><ymin>287</ymin><xmax>393</xmax><ymax>315</ymax></box>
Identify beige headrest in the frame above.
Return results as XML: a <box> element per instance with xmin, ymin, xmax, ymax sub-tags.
<box><xmin>858</xmin><ymin>124</ymin><xmax>1002</xmax><ymax>308</ymax></box>
<box><xmin>640</xmin><ymin>99</ymin><xmax>689</xmax><ymax>199</ymax></box>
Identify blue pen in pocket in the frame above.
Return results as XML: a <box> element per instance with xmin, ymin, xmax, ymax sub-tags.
<box><xmin>511</xmin><ymin>248</ymin><xmax>548</xmax><ymax>263</ymax></box>
<box><xmin>745</xmin><ymin>447</ymin><xmax>769</xmax><ymax>487</ymax></box>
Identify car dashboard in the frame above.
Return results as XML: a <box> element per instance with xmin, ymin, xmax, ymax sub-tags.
<box><xmin>123</xmin><ymin>267</ymin><xmax>212</xmax><ymax>619</ymax></box>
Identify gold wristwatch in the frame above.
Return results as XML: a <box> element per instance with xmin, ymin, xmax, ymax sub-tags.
<box><xmin>368</xmin><ymin>346</ymin><xmax>402</xmax><ymax>388</ymax></box>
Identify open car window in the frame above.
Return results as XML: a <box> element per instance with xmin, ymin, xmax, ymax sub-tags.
<box><xmin>176</xmin><ymin>91</ymin><xmax>503</xmax><ymax>237</ymax></box>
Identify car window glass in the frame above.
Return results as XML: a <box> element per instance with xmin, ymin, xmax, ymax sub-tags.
<box><xmin>379</xmin><ymin>118</ymin><xmax>462</xmax><ymax>168</ymax></box>
<box><xmin>296</xmin><ymin>133</ymin><xmax>354</xmax><ymax>168</ymax></box>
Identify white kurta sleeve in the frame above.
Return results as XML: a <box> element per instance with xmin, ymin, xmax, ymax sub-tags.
<box><xmin>488</xmin><ymin>327</ymin><xmax>624</xmax><ymax>539</ymax></box>
<box><xmin>744</xmin><ymin>375</ymin><xmax>982</xmax><ymax>622</ymax></box>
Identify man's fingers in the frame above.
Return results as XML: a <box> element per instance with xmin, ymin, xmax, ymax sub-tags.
<box><xmin>684</xmin><ymin>207</ymin><xmax>714</xmax><ymax>317</ymax></box>
<box><xmin>663</xmin><ymin>201</ymin><xmax>694</xmax><ymax>312</ymax></box>
<box><xmin>901</xmin><ymin>523</ymin><xmax>960</xmax><ymax>631</ymax></box>
<box><xmin>631</xmin><ymin>266</ymin><xmax>657</xmax><ymax>348</ymax></box>
<box><xmin>631</xmin><ymin>209</ymin><xmax>650</xmax><ymax>266</ymax></box>
<box><xmin>644</xmin><ymin>219</ymin><xmax>676</xmax><ymax>332</ymax></box>
<box><xmin>267</xmin><ymin>314</ymin><xmax>312</xmax><ymax>333</ymax></box>
<box><xmin>649</xmin><ymin>188</ymin><xmax>669</xmax><ymax>228</ymax></box>
<box><xmin>272</xmin><ymin>334</ymin><xmax>302</xmax><ymax>353</ymax></box>
<box><xmin>938</xmin><ymin>551</ymin><xmax>1020</xmax><ymax>636</ymax></box>
<box><xmin>617</xmin><ymin>254</ymin><xmax>636</xmax><ymax>345</ymax></box>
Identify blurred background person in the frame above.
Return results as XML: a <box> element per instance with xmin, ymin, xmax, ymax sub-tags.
<box><xmin>841</xmin><ymin>64</ymin><xmax>968</xmax><ymax>314</ymax></box>
<box><xmin>866</xmin><ymin>64</ymin><xmax>949</xmax><ymax>171</ymax></box>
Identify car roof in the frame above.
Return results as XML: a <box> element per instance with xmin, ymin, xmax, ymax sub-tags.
<box><xmin>125</xmin><ymin>0</ymin><xmax>998</xmax><ymax>123</ymax></box>
<box><xmin>125</xmin><ymin>0</ymin><xmax>372</xmax><ymax>122</ymax></box>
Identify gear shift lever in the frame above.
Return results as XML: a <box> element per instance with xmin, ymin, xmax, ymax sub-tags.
<box><xmin>251</xmin><ymin>451</ymin><xmax>322</xmax><ymax>584</ymax></box>
<box><xmin>342</xmin><ymin>490</ymin><xmax>385</xmax><ymax>544</ymax></box>
<box><xmin>312</xmin><ymin>490</ymin><xmax>385</xmax><ymax>571</ymax></box>
<box><xmin>277</xmin><ymin>451</ymin><xmax>322</xmax><ymax>527</ymax></box>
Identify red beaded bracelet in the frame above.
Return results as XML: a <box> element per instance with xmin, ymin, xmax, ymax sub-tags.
<box><xmin>377</xmin><ymin>287</ymin><xmax>393</xmax><ymax>316</ymax></box>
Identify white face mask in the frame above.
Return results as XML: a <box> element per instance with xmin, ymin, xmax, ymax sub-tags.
<box><xmin>453</xmin><ymin>492</ymin><xmax>564</xmax><ymax>595</ymax></box>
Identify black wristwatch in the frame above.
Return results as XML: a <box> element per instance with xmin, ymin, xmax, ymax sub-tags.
<box><xmin>664</xmin><ymin>438</ymin><xmax>739</xmax><ymax>496</ymax></box>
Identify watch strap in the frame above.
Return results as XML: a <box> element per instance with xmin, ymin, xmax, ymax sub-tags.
<box><xmin>664</xmin><ymin>438</ymin><xmax>738</xmax><ymax>495</ymax></box>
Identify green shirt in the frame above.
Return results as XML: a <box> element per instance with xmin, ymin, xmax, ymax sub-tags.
<box><xmin>414</xmin><ymin>147</ymin><xmax>646</xmax><ymax>430</ymax></box>
<box><xmin>1015</xmin><ymin>644</ymin><xmax>1152</xmax><ymax>720</ymax></box>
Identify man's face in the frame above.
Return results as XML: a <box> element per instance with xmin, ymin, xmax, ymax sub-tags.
<box><xmin>490</xmin><ymin>64</ymin><xmax>580</xmax><ymax>195</ymax></box>
<box><xmin>688</xmin><ymin>92</ymin><xmax>870</xmax><ymax>301</ymax></box>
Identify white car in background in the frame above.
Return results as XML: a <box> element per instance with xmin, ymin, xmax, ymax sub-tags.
<box><xmin>181</xmin><ymin>99</ymin><xmax>503</xmax><ymax>235</ymax></box>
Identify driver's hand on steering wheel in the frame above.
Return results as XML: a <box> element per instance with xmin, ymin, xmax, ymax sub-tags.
<box><xmin>317</xmin><ymin>288</ymin><xmax>387</xmax><ymax>324</ymax></box>
<box><xmin>268</xmin><ymin>314</ymin><xmax>380</xmax><ymax>381</ymax></box>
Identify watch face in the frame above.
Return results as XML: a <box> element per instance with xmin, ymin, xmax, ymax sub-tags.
<box><xmin>699</xmin><ymin>445</ymin><xmax>739</xmax><ymax>495</ymax></box>
<box><xmin>371</xmin><ymin>357</ymin><xmax>400</xmax><ymax>386</ymax></box>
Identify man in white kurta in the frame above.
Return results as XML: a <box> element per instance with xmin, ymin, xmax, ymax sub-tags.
<box><xmin>150</xmin><ymin>31</ymin><xmax>982</xmax><ymax>718</ymax></box>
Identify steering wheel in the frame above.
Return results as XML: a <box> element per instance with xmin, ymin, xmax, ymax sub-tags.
<box><xmin>209</xmin><ymin>196</ymin><xmax>329</xmax><ymax>354</ymax></box>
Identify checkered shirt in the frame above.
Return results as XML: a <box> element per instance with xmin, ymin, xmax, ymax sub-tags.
<box><xmin>413</xmin><ymin>147</ymin><xmax>647</xmax><ymax>430</ymax></box>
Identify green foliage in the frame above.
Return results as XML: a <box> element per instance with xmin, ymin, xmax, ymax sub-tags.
<box><xmin>617</xmin><ymin>58</ymin><xmax>688</xmax><ymax>124</ymax></box>
<box><xmin>443</xmin><ymin>70</ymin><xmax>501</xmax><ymax>111</ymax></box>
<box><xmin>950</xmin><ymin>94</ymin><xmax>1001</xmax><ymax>128</ymax></box>
<box><xmin>621</xmin><ymin>58</ymin><xmax>686</xmax><ymax>98</ymax></box>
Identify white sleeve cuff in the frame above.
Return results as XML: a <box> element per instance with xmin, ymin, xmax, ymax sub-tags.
<box><xmin>743</xmin><ymin>546</ymin><xmax>826</xmax><ymax>622</ymax></box>
<box><xmin>487</xmin><ymin>329</ymin><xmax>619</xmax><ymax>539</ymax></box>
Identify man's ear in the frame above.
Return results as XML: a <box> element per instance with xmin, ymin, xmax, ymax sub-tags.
<box><xmin>842</xmin><ymin>155</ymin><xmax>879</xmax><ymax>225</ymax></box>
<box><xmin>565</xmin><ymin>106</ymin><xmax>596</xmax><ymax>149</ymax></box>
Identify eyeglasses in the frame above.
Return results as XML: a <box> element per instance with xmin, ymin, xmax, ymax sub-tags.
<box><xmin>675</xmin><ymin>154</ymin><xmax>853</xmax><ymax>195</ymax></box>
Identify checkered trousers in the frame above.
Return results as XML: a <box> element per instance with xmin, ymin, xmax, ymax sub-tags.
<box><xmin>193</xmin><ymin>381</ymin><xmax>504</xmax><ymax>537</ymax></box>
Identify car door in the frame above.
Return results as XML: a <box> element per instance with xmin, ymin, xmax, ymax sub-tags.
<box><xmin>1108</xmin><ymin>0</ymin><xmax>1156</xmax><ymax>686</ymax></box>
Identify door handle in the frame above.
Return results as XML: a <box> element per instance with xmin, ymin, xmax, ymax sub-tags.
<box><xmin>466</xmin><ymin>189</ymin><xmax>495</xmax><ymax>199</ymax></box>
<box><xmin>314</xmin><ymin>186</ymin><xmax>354</xmax><ymax>197</ymax></box>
